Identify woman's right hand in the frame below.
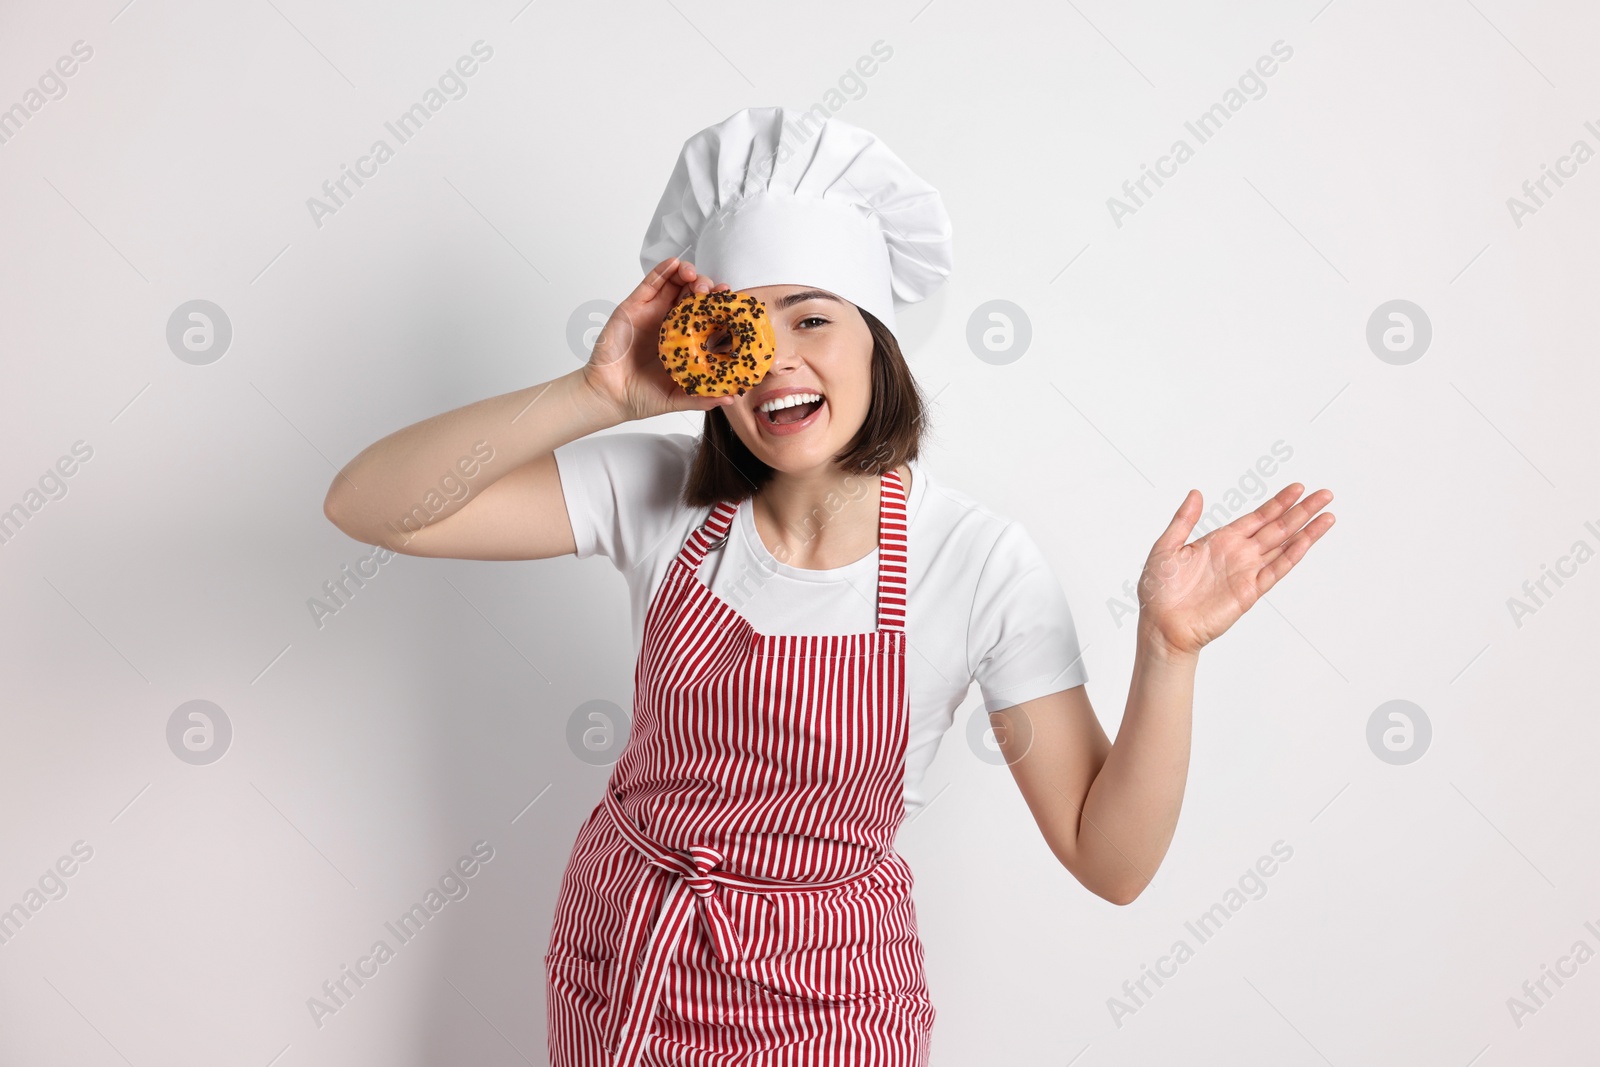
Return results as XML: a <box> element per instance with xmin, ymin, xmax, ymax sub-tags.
<box><xmin>580</xmin><ymin>257</ymin><xmax>736</xmax><ymax>424</ymax></box>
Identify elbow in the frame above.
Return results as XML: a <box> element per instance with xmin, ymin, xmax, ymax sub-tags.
<box><xmin>1076</xmin><ymin>866</ymin><xmax>1148</xmax><ymax>906</ymax></box>
<box><xmin>322</xmin><ymin>483</ymin><xmax>362</xmax><ymax>542</ymax></box>
<box><xmin>322</xmin><ymin>489</ymin><xmax>347</xmax><ymax>534</ymax></box>
<box><xmin>1053</xmin><ymin>834</ymin><xmax>1149</xmax><ymax>906</ymax></box>
<box><xmin>1057</xmin><ymin>854</ymin><xmax>1148</xmax><ymax>906</ymax></box>
<box><xmin>1101</xmin><ymin>883</ymin><xmax>1146</xmax><ymax>907</ymax></box>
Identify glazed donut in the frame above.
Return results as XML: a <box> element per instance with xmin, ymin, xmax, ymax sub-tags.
<box><xmin>657</xmin><ymin>289</ymin><xmax>777</xmax><ymax>397</ymax></box>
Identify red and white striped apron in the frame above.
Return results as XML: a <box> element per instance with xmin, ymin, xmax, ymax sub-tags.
<box><xmin>544</xmin><ymin>467</ymin><xmax>935</xmax><ymax>1066</ymax></box>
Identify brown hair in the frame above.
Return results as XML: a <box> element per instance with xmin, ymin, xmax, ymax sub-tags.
<box><xmin>681</xmin><ymin>306</ymin><xmax>927</xmax><ymax>508</ymax></box>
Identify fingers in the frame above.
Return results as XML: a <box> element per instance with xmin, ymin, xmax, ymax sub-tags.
<box><xmin>1260</xmin><ymin>508</ymin><xmax>1337</xmax><ymax>566</ymax></box>
<box><xmin>1254</xmin><ymin>511</ymin><xmax>1335</xmax><ymax>596</ymax></box>
<box><xmin>637</xmin><ymin>257</ymin><xmax>705</xmax><ymax>307</ymax></box>
<box><xmin>673</xmin><ymin>269</ymin><xmax>721</xmax><ymax>307</ymax></box>
<box><xmin>1232</xmin><ymin>482</ymin><xmax>1300</xmax><ymax>538</ymax></box>
<box><xmin>640</xmin><ymin>257</ymin><xmax>686</xmax><ymax>300</ymax></box>
<box><xmin>1252</xmin><ymin>487</ymin><xmax>1334</xmax><ymax>549</ymax></box>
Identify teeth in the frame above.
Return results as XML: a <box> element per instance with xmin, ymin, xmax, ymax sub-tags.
<box><xmin>757</xmin><ymin>392</ymin><xmax>823</xmax><ymax>413</ymax></box>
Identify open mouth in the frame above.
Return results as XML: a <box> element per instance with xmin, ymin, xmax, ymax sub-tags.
<box><xmin>763</xmin><ymin>397</ymin><xmax>825</xmax><ymax>426</ymax></box>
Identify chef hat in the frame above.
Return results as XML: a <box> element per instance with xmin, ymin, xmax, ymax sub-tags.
<box><xmin>638</xmin><ymin>106</ymin><xmax>953</xmax><ymax>337</ymax></box>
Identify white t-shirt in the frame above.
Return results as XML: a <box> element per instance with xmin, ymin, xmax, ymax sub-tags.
<box><xmin>552</xmin><ymin>431</ymin><xmax>1089</xmax><ymax>820</ymax></box>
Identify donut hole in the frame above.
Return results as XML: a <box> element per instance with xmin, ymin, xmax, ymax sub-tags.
<box><xmin>704</xmin><ymin>326</ymin><xmax>734</xmax><ymax>358</ymax></box>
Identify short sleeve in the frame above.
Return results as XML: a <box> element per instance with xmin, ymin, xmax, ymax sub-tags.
<box><xmin>969</xmin><ymin>522</ymin><xmax>1089</xmax><ymax>711</ymax></box>
<box><xmin>551</xmin><ymin>431</ymin><xmax>697</xmax><ymax>574</ymax></box>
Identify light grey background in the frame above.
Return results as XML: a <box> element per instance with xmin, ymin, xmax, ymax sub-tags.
<box><xmin>2</xmin><ymin>0</ymin><xmax>1596</xmax><ymax>1063</ymax></box>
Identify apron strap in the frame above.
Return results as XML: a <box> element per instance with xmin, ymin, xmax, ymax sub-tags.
<box><xmin>672</xmin><ymin>499</ymin><xmax>739</xmax><ymax>574</ymax></box>
<box><xmin>875</xmin><ymin>467</ymin><xmax>908</xmax><ymax>633</ymax></box>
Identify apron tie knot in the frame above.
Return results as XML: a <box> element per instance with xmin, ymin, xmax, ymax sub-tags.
<box><xmin>683</xmin><ymin>844</ymin><xmax>726</xmax><ymax>897</ymax></box>
<box><xmin>674</xmin><ymin>844</ymin><xmax>741</xmax><ymax>965</ymax></box>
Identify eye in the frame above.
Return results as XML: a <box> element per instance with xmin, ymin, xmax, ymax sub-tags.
<box><xmin>797</xmin><ymin>315</ymin><xmax>830</xmax><ymax>329</ymax></box>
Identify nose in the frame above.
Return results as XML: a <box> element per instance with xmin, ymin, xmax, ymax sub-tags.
<box><xmin>766</xmin><ymin>344</ymin><xmax>798</xmax><ymax>375</ymax></box>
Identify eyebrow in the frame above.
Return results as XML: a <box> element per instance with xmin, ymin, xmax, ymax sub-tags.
<box><xmin>773</xmin><ymin>289</ymin><xmax>846</xmax><ymax>310</ymax></box>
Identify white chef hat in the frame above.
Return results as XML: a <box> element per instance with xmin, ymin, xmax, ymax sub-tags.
<box><xmin>638</xmin><ymin>106</ymin><xmax>953</xmax><ymax>337</ymax></box>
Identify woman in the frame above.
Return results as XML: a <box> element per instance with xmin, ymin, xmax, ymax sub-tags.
<box><xmin>324</xmin><ymin>109</ymin><xmax>1334</xmax><ymax>1065</ymax></box>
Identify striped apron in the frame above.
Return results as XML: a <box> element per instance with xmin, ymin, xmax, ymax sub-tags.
<box><xmin>544</xmin><ymin>467</ymin><xmax>935</xmax><ymax>1066</ymax></box>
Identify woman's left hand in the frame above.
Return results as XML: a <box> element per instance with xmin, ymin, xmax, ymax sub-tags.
<box><xmin>1136</xmin><ymin>483</ymin><xmax>1336</xmax><ymax>660</ymax></box>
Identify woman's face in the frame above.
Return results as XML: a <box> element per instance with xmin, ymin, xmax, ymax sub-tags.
<box><xmin>722</xmin><ymin>284</ymin><xmax>874</xmax><ymax>475</ymax></box>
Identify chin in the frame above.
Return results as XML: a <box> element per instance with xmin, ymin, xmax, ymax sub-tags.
<box><xmin>760</xmin><ymin>449</ymin><xmax>832</xmax><ymax>474</ymax></box>
<box><xmin>745</xmin><ymin>434</ymin><xmax>841</xmax><ymax>473</ymax></box>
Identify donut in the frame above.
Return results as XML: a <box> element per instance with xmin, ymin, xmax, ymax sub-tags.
<box><xmin>657</xmin><ymin>289</ymin><xmax>777</xmax><ymax>397</ymax></box>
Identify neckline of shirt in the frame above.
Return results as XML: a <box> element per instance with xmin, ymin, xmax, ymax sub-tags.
<box><xmin>734</xmin><ymin>461</ymin><xmax>926</xmax><ymax>584</ymax></box>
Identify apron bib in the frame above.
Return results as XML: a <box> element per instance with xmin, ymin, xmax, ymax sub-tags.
<box><xmin>544</xmin><ymin>467</ymin><xmax>934</xmax><ymax>1066</ymax></box>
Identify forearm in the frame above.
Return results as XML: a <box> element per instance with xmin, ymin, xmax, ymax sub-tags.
<box><xmin>323</xmin><ymin>367</ymin><xmax>619</xmax><ymax>545</ymax></box>
<box><xmin>1075</xmin><ymin>618</ymin><xmax>1197</xmax><ymax>904</ymax></box>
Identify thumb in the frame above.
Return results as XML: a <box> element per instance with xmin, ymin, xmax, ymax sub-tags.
<box><xmin>1154</xmin><ymin>489</ymin><xmax>1201</xmax><ymax>552</ymax></box>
